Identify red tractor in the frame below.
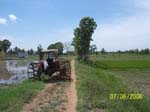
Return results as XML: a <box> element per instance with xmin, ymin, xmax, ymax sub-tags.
<box><xmin>27</xmin><ymin>49</ymin><xmax>71</xmax><ymax>80</ymax></box>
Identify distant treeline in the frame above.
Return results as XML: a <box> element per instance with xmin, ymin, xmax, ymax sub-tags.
<box><xmin>114</xmin><ymin>48</ymin><xmax>150</xmax><ymax>54</ymax></box>
<box><xmin>8</xmin><ymin>47</ymin><xmax>150</xmax><ymax>55</ymax></box>
<box><xmin>8</xmin><ymin>47</ymin><xmax>37</xmax><ymax>55</ymax></box>
<box><xmin>93</xmin><ymin>48</ymin><xmax>150</xmax><ymax>55</ymax></box>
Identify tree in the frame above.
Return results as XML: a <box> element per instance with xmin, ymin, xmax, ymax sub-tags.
<box><xmin>47</xmin><ymin>44</ymin><xmax>56</xmax><ymax>49</ymax></box>
<box><xmin>13</xmin><ymin>46</ymin><xmax>23</xmax><ymax>54</ymax></box>
<box><xmin>37</xmin><ymin>44</ymin><xmax>43</xmax><ymax>54</ymax></box>
<box><xmin>101</xmin><ymin>48</ymin><xmax>106</xmax><ymax>54</ymax></box>
<box><xmin>140</xmin><ymin>48</ymin><xmax>150</xmax><ymax>54</ymax></box>
<box><xmin>21</xmin><ymin>49</ymin><xmax>25</xmax><ymax>53</ymax></box>
<box><xmin>72</xmin><ymin>17</ymin><xmax>97</xmax><ymax>61</ymax></box>
<box><xmin>47</xmin><ymin>42</ymin><xmax>63</xmax><ymax>55</ymax></box>
<box><xmin>55</xmin><ymin>42</ymin><xmax>63</xmax><ymax>55</ymax></box>
<box><xmin>134</xmin><ymin>49</ymin><xmax>139</xmax><ymax>54</ymax></box>
<box><xmin>28</xmin><ymin>49</ymin><xmax>34</xmax><ymax>55</ymax></box>
<box><xmin>0</xmin><ymin>40</ymin><xmax>2</xmax><ymax>51</ymax></box>
<box><xmin>90</xmin><ymin>44</ymin><xmax>97</xmax><ymax>54</ymax></box>
<box><xmin>13</xmin><ymin>46</ymin><xmax>19</xmax><ymax>54</ymax></box>
<box><xmin>0</xmin><ymin>39</ymin><xmax>11</xmax><ymax>52</ymax></box>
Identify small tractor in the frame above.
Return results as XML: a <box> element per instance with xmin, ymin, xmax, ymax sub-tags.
<box><xmin>27</xmin><ymin>49</ymin><xmax>71</xmax><ymax>80</ymax></box>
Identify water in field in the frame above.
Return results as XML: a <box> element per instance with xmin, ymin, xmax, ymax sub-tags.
<box><xmin>0</xmin><ymin>60</ymin><xmax>32</xmax><ymax>85</ymax></box>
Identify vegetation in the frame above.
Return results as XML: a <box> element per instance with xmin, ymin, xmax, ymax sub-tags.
<box><xmin>0</xmin><ymin>80</ymin><xmax>45</xmax><ymax>112</ymax></box>
<box><xmin>8</xmin><ymin>47</ymin><xmax>27</xmax><ymax>56</ymax></box>
<box><xmin>113</xmin><ymin>70</ymin><xmax>150</xmax><ymax>96</ymax></box>
<box><xmin>101</xmin><ymin>48</ymin><xmax>106</xmax><ymax>54</ymax></box>
<box><xmin>94</xmin><ymin>60</ymin><xmax>150</xmax><ymax>70</ymax></box>
<box><xmin>76</xmin><ymin>54</ymin><xmax>150</xmax><ymax>112</ymax></box>
<box><xmin>37</xmin><ymin>44</ymin><xmax>43</xmax><ymax>53</ymax></box>
<box><xmin>27</xmin><ymin>49</ymin><xmax>34</xmax><ymax>55</ymax></box>
<box><xmin>47</xmin><ymin>42</ymin><xmax>63</xmax><ymax>55</ymax></box>
<box><xmin>0</xmin><ymin>39</ymin><xmax>11</xmax><ymax>53</ymax></box>
<box><xmin>76</xmin><ymin>59</ymin><xmax>150</xmax><ymax>112</ymax></box>
<box><xmin>90</xmin><ymin>44</ymin><xmax>97</xmax><ymax>54</ymax></box>
<box><xmin>90</xmin><ymin>54</ymin><xmax>150</xmax><ymax>70</ymax></box>
<box><xmin>91</xmin><ymin>53</ymin><xmax>150</xmax><ymax>61</ymax></box>
<box><xmin>96</xmin><ymin>48</ymin><xmax>150</xmax><ymax>55</ymax></box>
<box><xmin>72</xmin><ymin>17</ymin><xmax>97</xmax><ymax>61</ymax></box>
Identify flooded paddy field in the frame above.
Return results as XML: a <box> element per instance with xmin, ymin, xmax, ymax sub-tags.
<box><xmin>0</xmin><ymin>60</ymin><xmax>36</xmax><ymax>85</ymax></box>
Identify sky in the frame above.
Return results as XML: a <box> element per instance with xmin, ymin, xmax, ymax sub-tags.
<box><xmin>0</xmin><ymin>0</ymin><xmax>150</xmax><ymax>51</ymax></box>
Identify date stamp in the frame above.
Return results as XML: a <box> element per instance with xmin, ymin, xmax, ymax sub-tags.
<box><xmin>110</xmin><ymin>93</ymin><xmax>144</xmax><ymax>100</ymax></box>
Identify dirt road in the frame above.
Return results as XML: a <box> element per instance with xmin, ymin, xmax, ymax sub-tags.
<box><xmin>23</xmin><ymin>60</ymin><xmax>77</xmax><ymax>112</ymax></box>
<box><xmin>66</xmin><ymin>59</ymin><xmax>77</xmax><ymax>112</ymax></box>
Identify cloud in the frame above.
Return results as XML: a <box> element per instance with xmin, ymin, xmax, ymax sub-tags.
<box><xmin>0</xmin><ymin>18</ymin><xmax>7</xmax><ymax>24</ymax></box>
<box><xmin>91</xmin><ymin>0</ymin><xmax>150</xmax><ymax>51</ymax></box>
<box><xmin>9</xmin><ymin>14</ymin><xmax>17</xmax><ymax>22</ymax></box>
<box><xmin>92</xmin><ymin>15</ymin><xmax>150</xmax><ymax>51</ymax></box>
<box><xmin>0</xmin><ymin>14</ymin><xmax>18</xmax><ymax>25</ymax></box>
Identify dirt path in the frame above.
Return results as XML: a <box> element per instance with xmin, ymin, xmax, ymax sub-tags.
<box><xmin>66</xmin><ymin>59</ymin><xmax>77</xmax><ymax>112</ymax></box>
<box><xmin>23</xmin><ymin>59</ymin><xmax>77</xmax><ymax>112</ymax></box>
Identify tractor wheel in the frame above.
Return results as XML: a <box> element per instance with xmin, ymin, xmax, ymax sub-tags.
<box><xmin>27</xmin><ymin>63</ymin><xmax>34</xmax><ymax>77</ymax></box>
<box><xmin>27</xmin><ymin>62</ymin><xmax>39</xmax><ymax>78</ymax></box>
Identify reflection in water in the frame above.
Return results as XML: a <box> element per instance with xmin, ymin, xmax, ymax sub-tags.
<box><xmin>0</xmin><ymin>60</ymin><xmax>32</xmax><ymax>85</ymax></box>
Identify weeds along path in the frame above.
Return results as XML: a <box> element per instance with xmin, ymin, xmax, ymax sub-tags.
<box><xmin>22</xmin><ymin>59</ymin><xmax>77</xmax><ymax>112</ymax></box>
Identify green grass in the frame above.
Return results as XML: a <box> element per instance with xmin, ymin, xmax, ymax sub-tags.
<box><xmin>0</xmin><ymin>79</ymin><xmax>45</xmax><ymax>112</ymax></box>
<box><xmin>76</xmin><ymin>61</ymin><xmax>150</xmax><ymax>112</ymax></box>
<box><xmin>95</xmin><ymin>60</ymin><xmax>150</xmax><ymax>70</ymax></box>
<box><xmin>91</xmin><ymin>54</ymin><xmax>150</xmax><ymax>61</ymax></box>
<box><xmin>90</xmin><ymin>54</ymin><xmax>150</xmax><ymax>70</ymax></box>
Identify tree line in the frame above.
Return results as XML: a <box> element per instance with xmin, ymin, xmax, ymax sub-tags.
<box><xmin>115</xmin><ymin>48</ymin><xmax>150</xmax><ymax>54</ymax></box>
<box><xmin>8</xmin><ymin>47</ymin><xmax>35</xmax><ymax>55</ymax></box>
<box><xmin>90</xmin><ymin>48</ymin><xmax>150</xmax><ymax>55</ymax></box>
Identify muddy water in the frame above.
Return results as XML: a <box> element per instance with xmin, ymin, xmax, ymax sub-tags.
<box><xmin>0</xmin><ymin>60</ymin><xmax>33</xmax><ymax>85</ymax></box>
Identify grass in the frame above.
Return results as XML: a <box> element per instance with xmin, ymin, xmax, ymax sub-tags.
<box><xmin>76</xmin><ymin>61</ymin><xmax>150</xmax><ymax>112</ymax></box>
<box><xmin>95</xmin><ymin>60</ymin><xmax>150</xmax><ymax>70</ymax></box>
<box><xmin>0</xmin><ymin>79</ymin><xmax>45</xmax><ymax>112</ymax></box>
<box><xmin>91</xmin><ymin>54</ymin><xmax>150</xmax><ymax>70</ymax></box>
<box><xmin>113</xmin><ymin>70</ymin><xmax>150</xmax><ymax>96</ymax></box>
<box><xmin>1</xmin><ymin>54</ymin><xmax>149</xmax><ymax>111</ymax></box>
<box><xmin>91</xmin><ymin>54</ymin><xmax>150</xmax><ymax>61</ymax></box>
